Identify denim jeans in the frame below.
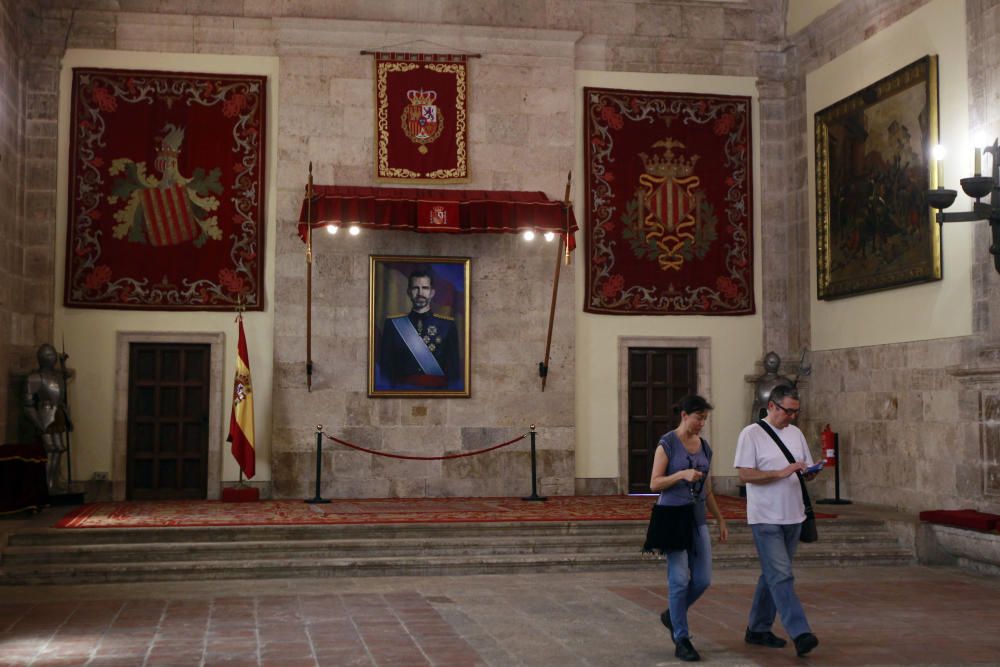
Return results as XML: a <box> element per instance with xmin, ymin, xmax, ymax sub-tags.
<box><xmin>666</xmin><ymin>523</ymin><xmax>712</xmax><ymax>641</ymax></box>
<box><xmin>748</xmin><ymin>523</ymin><xmax>811</xmax><ymax>639</ymax></box>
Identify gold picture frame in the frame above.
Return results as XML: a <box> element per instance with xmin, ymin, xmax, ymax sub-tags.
<box><xmin>369</xmin><ymin>255</ymin><xmax>471</xmax><ymax>398</ymax></box>
<box><xmin>815</xmin><ymin>55</ymin><xmax>941</xmax><ymax>300</ymax></box>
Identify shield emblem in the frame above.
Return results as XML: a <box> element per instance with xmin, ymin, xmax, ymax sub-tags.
<box><xmin>643</xmin><ymin>175</ymin><xmax>699</xmax><ymax>232</ymax></box>
<box><xmin>140</xmin><ymin>183</ymin><xmax>198</xmax><ymax>247</ymax></box>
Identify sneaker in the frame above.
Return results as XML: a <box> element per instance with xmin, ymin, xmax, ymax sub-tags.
<box><xmin>660</xmin><ymin>609</ymin><xmax>674</xmax><ymax>643</ymax></box>
<box><xmin>794</xmin><ymin>632</ymin><xmax>819</xmax><ymax>657</ymax></box>
<box><xmin>745</xmin><ymin>627</ymin><xmax>787</xmax><ymax>648</ymax></box>
<box><xmin>674</xmin><ymin>637</ymin><xmax>700</xmax><ymax>662</ymax></box>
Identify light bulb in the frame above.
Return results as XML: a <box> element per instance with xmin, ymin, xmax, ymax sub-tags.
<box><xmin>325</xmin><ymin>224</ymin><xmax>338</xmax><ymax>235</ymax></box>
<box><xmin>932</xmin><ymin>144</ymin><xmax>946</xmax><ymax>161</ymax></box>
<box><xmin>348</xmin><ymin>225</ymin><xmax>361</xmax><ymax>236</ymax></box>
<box><xmin>522</xmin><ymin>230</ymin><xmax>535</xmax><ymax>241</ymax></box>
<box><xmin>544</xmin><ymin>231</ymin><xmax>556</xmax><ymax>242</ymax></box>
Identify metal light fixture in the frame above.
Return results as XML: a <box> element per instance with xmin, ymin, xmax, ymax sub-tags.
<box><xmin>927</xmin><ymin>138</ymin><xmax>1000</xmax><ymax>272</ymax></box>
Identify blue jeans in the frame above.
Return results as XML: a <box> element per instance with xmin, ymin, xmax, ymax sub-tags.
<box><xmin>748</xmin><ymin>523</ymin><xmax>811</xmax><ymax>638</ymax></box>
<box><xmin>666</xmin><ymin>523</ymin><xmax>712</xmax><ymax>641</ymax></box>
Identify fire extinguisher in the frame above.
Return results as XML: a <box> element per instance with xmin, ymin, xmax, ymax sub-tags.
<box><xmin>821</xmin><ymin>424</ymin><xmax>837</xmax><ymax>466</ymax></box>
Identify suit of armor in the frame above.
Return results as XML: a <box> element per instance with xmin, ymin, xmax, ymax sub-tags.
<box><xmin>23</xmin><ymin>344</ymin><xmax>72</xmax><ymax>490</ymax></box>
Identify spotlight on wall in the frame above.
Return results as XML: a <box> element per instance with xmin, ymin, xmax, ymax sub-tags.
<box><xmin>926</xmin><ymin>138</ymin><xmax>1000</xmax><ymax>273</ymax></box>
<box><xmin>544</xmin><ymin>231</ymin><xmax>556</xmax><ymax>242</ymax></box>
<box><xmin>522</xmin><ymin>230</ymin><xmax>536</xmax><ymax>241</ymax></box>
<box><xmin>348</xmin><ymin>224</ymin><xmax>361</xmax><ymax>236</ymax></box>
<box><xmin>325</xmin><ymin>224</ymin><xmax>339</xmax><ymax>235</ymax></box>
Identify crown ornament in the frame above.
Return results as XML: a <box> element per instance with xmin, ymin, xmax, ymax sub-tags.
<box><xmin>640</xmin><ymin>139</ymin><xmax>699</xmax><ymax>179</ymax></box>
<box><xmin>407</xmin><ymin>89</ymin><xmax>438</xmax><ymax>106</ymax></box>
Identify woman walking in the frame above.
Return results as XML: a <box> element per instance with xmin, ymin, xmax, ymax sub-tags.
<box><xmin>649</xmin><ymin>395</ymin><xmax>729</xmax><ymax>662</ymax></box>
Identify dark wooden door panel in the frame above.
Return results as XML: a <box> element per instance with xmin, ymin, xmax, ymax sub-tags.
<box><xmin>626</xmin><ymin>348</ymin><xmax>697</xmax><ymax>494</ymax></box>
<box><xmin>127</xmin><ymin>343</ymin><xmax>210</xmax><ymax>500</ymax></box>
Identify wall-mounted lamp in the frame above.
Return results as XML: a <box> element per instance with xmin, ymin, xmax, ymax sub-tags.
<box><xmin>325</xmin><ymin>223</ymin><xmax>339</xmax><ymax>235</ymax></box>
<box><xmin>543</xmin><ymin>231</ymin><xmax>556</xmax><ymax>242</ymax></box>
<box><xmin>522</xmin><ymin>229</ymin><xmax>536</xmax><ymax>241</ymax></box>
<box><xmin>926</xmin><ymin>138</ymin><xmax>1000</xmax><ymax>273</ymax></box>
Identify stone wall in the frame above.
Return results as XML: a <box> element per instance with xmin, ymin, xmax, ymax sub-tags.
<box><xmin>0</xmin><ymin>0</ymin><xmax>25</xmax><ymax>441</ymax></box>
<box><xmin>783</xmin><ymin>0</ymin><xmax>1000</xmax><ymax>514</ymax></box>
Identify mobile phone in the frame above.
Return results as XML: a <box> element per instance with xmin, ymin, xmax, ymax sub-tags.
<box><xmin>805</xmin><ymin>461</ymin><xmax>824</xmax><ymax>475</ymax></box>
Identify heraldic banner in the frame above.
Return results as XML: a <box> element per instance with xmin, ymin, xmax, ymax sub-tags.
<box><xmin>584</xmin><ymin>88</ymin><xmax>754</xmax><ymax>315</ymax></box>
<box><xmin>65</xmin><ymin>69</ymin><xmax>266</xmax><ymax>310</ymax></box>
<box><xmin>375</xmin><ymin>53</ymin><xmax>468</xmax><ymax>183</ymax></box>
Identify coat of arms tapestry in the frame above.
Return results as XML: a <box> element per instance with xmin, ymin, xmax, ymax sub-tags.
<box><xmin>584</xmin><ymin>88</ymin><xmax>754</xmax><ymax>315</ymax></box>
<box><xmin>375</xmin><ymin>53</ymin><xmax>468</xmax><ymax>183</ymax></box>
<box><xmin>65</xmin><ymin>69</ymin><xmax>266</xmax><ymax>310</ymax></box>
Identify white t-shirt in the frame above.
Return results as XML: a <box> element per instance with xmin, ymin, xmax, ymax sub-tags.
<box><xmin>733</xmin><ymin>421</ymin><xmax>814</xmax><ymax>525</ymax></box>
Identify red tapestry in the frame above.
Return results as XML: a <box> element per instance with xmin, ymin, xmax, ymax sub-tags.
<box><xmin>584</xmin><ymin>88</ymin><xmax>754</xmax><ymax>315</ymax></box>
<box><xmin>375</xmin><ymin>53</ymin><xmax>468</xmax><ymax>183</ymax></box>
<box><xmin>65</xmin><ymin>69</ymin><xmax>266</xmax><ymax>310</ymax></box>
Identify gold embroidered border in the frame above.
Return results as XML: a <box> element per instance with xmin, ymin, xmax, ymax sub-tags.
<box><xmin>375</xmin><ymin>59</ymin><xmax>468</xmax><ymax>182</ymax></box>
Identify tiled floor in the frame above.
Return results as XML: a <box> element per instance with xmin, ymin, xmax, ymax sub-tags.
<box><xmin>1</xmin><ymin>564</ymin><xmax>999</xmax><ymax>666</ymax></box>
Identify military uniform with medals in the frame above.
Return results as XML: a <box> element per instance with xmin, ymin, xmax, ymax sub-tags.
<box><xmin>378</xmin><ymin>310</ymin><xmax>460</xmax><ymax>388</ymax></box>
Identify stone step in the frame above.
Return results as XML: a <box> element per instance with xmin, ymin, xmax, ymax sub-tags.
<box><xmin>0</xmin><ymin>515</ymin><xmax>911</xmax><ymax>584</ymax></box>
<box><xmin>1</xmin><ymin>530</ymin><xmax>903</xmax><ymax>566</ymax></box>
<box><xmin>0</xmin><ymin>546</ymin><xmax>914</xmax><ymax>586</ymax></box>
<box><xmin>4</xmin><ymin>517</ymin><xmax>887</xmax><ymax>547</ymax></box>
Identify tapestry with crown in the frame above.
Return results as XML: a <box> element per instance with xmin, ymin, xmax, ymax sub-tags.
<box><xmin>374</xmin><ymin>53</ymin><xmax>468</xmax><ymax>183</ymax></box>
<box><xmin>583</xmin><ymin>88</ymin><xmax>755</xmax><ymax>315</ymax></box>
<box><xmin>64</xmin><ymin>69</ymin><xmax>266</xmax><ymax>310</ymax></box>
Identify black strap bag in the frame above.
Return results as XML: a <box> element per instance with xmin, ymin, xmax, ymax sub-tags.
<box><xmin>756</xmin><ymin>420</ymin><xmax>818</xmax><ymax>543</ymax></box>
<box><xmin>642</xmin><ymin>503</ymin><xmax>695</xmax><ymax>554</ymax></box>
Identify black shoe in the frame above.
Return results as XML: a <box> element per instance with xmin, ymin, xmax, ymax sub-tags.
<box><xmin>660</xmin><ymin>609</ymin><xmax>674</xmax><ymax>643</ymax></box>
<box><xmin>794</xmin><ymin>632</ymin><xmax>819</xmax><ymax>657</ymax></box>
<box><xmin>745</xmin><ymin>627</ymin><xmax>787</xmax><ymax>648</ymax></box>
<box><xmin>674</xmin><ymin>637</ymin><xmax>700</xmax><ymax>662</ymax></box>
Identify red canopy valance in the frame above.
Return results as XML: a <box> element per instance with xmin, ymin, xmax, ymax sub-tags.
<box><xmin>297</xmin><ymin>185</ymin><xmax>576</xmax><ymax>241</ymax></box>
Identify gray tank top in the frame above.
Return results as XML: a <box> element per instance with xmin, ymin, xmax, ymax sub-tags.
<box><xmin>655</xmin><ymin>431</ymin><xmax>712</xmax><ymax>526</ymax></box>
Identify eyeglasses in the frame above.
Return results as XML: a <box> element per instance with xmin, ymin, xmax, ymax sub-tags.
<box><xmin>774</xmin><ymin>404</ymin><xmax>800</xmax><ymax>416</ymax></box>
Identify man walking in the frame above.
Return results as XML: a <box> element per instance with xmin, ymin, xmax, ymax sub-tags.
<box><xmin>733</xmin><ymin>384</ymin><xmax>819</xmax><ymax>658</ymax></box>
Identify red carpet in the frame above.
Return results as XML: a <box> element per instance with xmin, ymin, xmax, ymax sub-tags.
<box><xmin>55</xmin><ymin>495</ymin><xmax>835</xmax><ymax>529</ymax></box>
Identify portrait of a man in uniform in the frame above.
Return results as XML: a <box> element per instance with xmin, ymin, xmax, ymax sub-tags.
<box><xmin>369</xmin><ymin>256</ymin><xmax>470</xmax><ymax>397</ymax></box>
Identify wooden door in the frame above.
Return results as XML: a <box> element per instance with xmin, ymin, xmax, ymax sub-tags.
<box><xmin>126</xmin><ymin>343</ymin><xmax>210</xmax><ymax>500</ymax></box>
<box><xmin>626</xmin><ymin>348</ymin><xmax>697</xmax><ymax>494</ymax></box>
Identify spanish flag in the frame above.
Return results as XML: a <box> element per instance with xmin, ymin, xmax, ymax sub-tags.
<box><xmin>228</xmin><ymin>315</ymin><xmax>255</xmax><ymax>478</ymax></box>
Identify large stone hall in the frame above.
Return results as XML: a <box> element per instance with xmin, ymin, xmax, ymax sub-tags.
<box><xmin>1</xmin><ymin>0</ymin><xmax>1000</xmax><ymax>665</ymax></box>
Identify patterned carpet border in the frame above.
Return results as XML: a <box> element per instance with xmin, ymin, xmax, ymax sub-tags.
<box><xmin>55</xmin><ymin>495</ymin><xmax>835</xmax><ymax>529</ymax></box>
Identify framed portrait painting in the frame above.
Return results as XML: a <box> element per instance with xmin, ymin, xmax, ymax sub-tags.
<box><xmin>815</xmin><ymin>55</ymin><xmax>941</xmax><ymax>300</ymax></box>
<box><xmin>369</xmin><ymin>256</ymin><xmax>470</xmax><ymax>398</ymax></box>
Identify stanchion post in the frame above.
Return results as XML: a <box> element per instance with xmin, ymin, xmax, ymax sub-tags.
<box><xmin>305</xmin><ymin>424</ymin><xmax>331</xmax><ymax>504</ymax></box>
<box><xmin>817</xmin><ymin>432</ymin><xmax>851</xmax><ymax>505</ymax></box>
<box><xmin>522</xmin><ymin>424</ymin><xmax>547</xmax><ymax>502</ymax></box>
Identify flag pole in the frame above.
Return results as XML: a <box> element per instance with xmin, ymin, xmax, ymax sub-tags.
<box><xmin>306</xmin><ymin>163</ymin><xmax>314</xmax><ymax>392</ymax></box>
<box><xmin>539</xmin><ymin>172</ymin><xmax>571</xmax><ymax>392</ymax></box>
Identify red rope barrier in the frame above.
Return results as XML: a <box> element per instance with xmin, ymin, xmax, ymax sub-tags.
<box><xmin>321</xmin><ymin>431</ymin><xmax>528</xmax><ymax>461</ymax></box>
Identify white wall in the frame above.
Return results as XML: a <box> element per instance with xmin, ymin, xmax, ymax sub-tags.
<box><xmin>807</xmin><ymin>0</ymin><xmax>973</xmax><ymax>351</ymax></box>
<box><xmin>573</xmin><ymin>70</ymin><xmax>763</xmax><ymax>484</ymax></box>
<box><xmin>55</xmin><ymin>50</ymin><xmax>279</xmax><ymax>487</ymax></box>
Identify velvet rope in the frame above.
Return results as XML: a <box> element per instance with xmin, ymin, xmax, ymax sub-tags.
<box><xmin>321</xmin><ymin>430</ymin><xmax>528</xmax><ymax>460</ymax></box>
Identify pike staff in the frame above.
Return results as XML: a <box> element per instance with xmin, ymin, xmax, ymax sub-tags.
<box><xmin>58</xmin><ymin>335</ymin><xmax>74</xmax><ymax>487</ymax></box>
<box><xmin>539</xmin><ymin>172</ymin><xmax>572</xmax><ymax>391</ymax></box>
<box><xmin>306</xmin><ymin>163</ymin><xmax>314</xmax><ymax>392</ymax></box>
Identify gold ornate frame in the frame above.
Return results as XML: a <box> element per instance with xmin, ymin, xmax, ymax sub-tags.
<box><xmin>815</xmin><ymin>55</ymin><xmax>941</xmax><ymax>300</ymax></box>
<box><xmin>368</xmin><ymin>255</ymin><xmax>471</xmax><ymax>398</ymax></box>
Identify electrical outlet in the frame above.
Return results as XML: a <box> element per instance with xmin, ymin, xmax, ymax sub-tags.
<box><xmin>92</xmin><ymin>471</ymin><xmax>108</xmax><ymax>481</ymax></box>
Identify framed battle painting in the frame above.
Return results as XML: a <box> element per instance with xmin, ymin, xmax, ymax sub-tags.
<box><xmin>815</xmin><ymin>55</ymin><xmax>940</xmax><ymax>300</ymax></box>
<box><xmin>65</xmin><ymin>68</ymin><xmax>267</xmax><ymax>310</ymax></box>
<box><xmin>369</xmin><ymin>256</ymin><xmax>471</xmax><ymax>398</ymax></box>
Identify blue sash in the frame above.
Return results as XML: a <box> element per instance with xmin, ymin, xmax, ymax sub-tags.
<box><xmin>390</xmin><ymin>316</ymin><xmax>445</xmax><ymax>376</ymax></box>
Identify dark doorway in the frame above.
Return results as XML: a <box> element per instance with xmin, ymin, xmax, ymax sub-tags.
<box><xmin>626</xmin><ymin>347</ymin><xmax>697</xmax><ymax>494</ymax></box>
<box><xmin>126</xmin><ymin>343</ymin><xmax>211</xmax><ymax>500</ymax></box>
